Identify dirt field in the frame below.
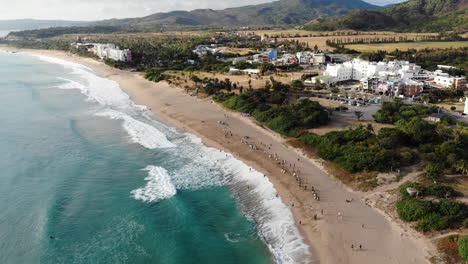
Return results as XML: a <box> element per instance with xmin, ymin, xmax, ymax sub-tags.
<box><xmin>345</xmin><ymin>41</ymin><xmax>468</xmax><ymax>52</ymax></box>
<box><xmin>167</xmin><ymin>71</ymin><xmax>309</xmax><ymax>90</ymax></box>
<box><xmin>62</xmin><ymin>31</ymin><xmax>213</xmax><ymax>40</ymax></box>
<box><xmin>237</xmin><ymin>30</ymin><xmax>440</xmax><ymax>50</ymax></box>
<box><xmin>219</xmin><ymin>47</ymin><xmax>255</xmax><ymax>55</ymax></box>
<box><xmin>279</xmin><ymin>33</ymin><xmax>441</xmax><ymax>50</ymax></box>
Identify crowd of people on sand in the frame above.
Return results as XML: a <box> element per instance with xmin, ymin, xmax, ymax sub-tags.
<box><xmin>217</xmin><ymin>114</ymin><xmax>322</xmax><ymax>210</ymax></box>
<box><xmin>217</xmin><ymin>113</ymin><xmax>366</xmax><ymax>252</ymax></box>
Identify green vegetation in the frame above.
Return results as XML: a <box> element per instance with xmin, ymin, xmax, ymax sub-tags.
<box><xmin>301</xmin><ymin>99</ymin><xmax>468</xmax><ymax>174</ymax></box>
<box><xmin>399</xmin><ymin>182</ymin><xmax>460</xmax><ymax>198</ymax></box>
<box><xmin>301</xmin><ymin>126</ymin><xmax>418</xmax><ymax>172</ymax></box>
<box><xmin>373</xmin><ymin>100</ymin><xmax>437</xmax><ymax>124</ymax></box>
<box><xmin>213</xmin><ymin>80</ymin><xmax>329</xmax><ymax>137</ymax></box>
<box><xmin>396</xmin><ymin>199</ymin><xmax>467</xmax><ymax>232</ymax></box>
<box><xmin>459</xmin><ymin>237</ymin><xmax>468</xmax><ymax>260</ymax></box>
<box><xmin>144</xmin><ymin>68</ymin><xmax>170</xmax><ymax>82</ymax></box>
<box><xmin>306</xmin><ymin>0</ymin><xmax>468</xmax><ymax>32</ymax></box>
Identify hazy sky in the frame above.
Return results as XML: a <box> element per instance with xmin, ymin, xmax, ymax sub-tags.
<box><xmin>0</xmin><ymin>0</ymin><xmax>408</xmax><ymax>21</ymax></box>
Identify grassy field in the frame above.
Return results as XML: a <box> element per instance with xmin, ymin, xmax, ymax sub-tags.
<box><xmin>345</xmin><ymin>41</ymin><xmax>468</xmax><ymax>52</ymax></box>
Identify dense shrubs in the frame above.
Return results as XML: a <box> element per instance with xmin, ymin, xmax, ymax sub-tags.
<box><xmin>416</xmin><ymin>213</ymin><xmax>449</xmax><ymax>232</ymax></box>
<box><xmin>213</xmin><ymin>93</ymin><xmax>234</xmax><ymax>102</ymax></box>
<box><xmin>397</xmin><ymin>198</ymin><xmax>467</xmax><ymax>232</ymax></box>
<box><xmin>373</xmin><ymin>100</ymin><xmax>437</xmax><ymax>124</ymax></box>
<box><xmin>302</xmin><ymin>99</ymin><xmax>468</xmax><ymax>174</ymax></box>
<box><xmin>397</xmin><ymin>199</ymin><xmax>433</xmax><ymax>222</ymax></box>
<box><xmin>301</xmin><ymin>127</ymin><xmax>418</xmax><ymax>173</ymax></box>
<box><xmin>215</xmin><ymin>88</ymin><xmax>329</xmax><ymax>137</ymax></box>
<box><xmin>399</xmin><ymin>182</ymin><xmax>459</xmax><ymax>198</ymax></box>
<box><xmin>425</xmin><ymin>185</ymin><xmax>459</xmax><ymax>198</ymax></box>
<box><xmin>144</xmin><ymin>68</ymin><xmax>169</xmax><ymax>82</ymax></box>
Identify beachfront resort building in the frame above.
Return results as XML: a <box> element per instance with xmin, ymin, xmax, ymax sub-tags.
<box><xmin>72</xmin><ymin>43</ymin><xmax>132</xmax><ymax>62</ymax></box>
<box><xmin>94</xmin><ymin>44</ymin><xmax>132</xmax><ymax>62</ymax></box>
<box><xmin>313</xmin><ymin>58</ymin><xmax>465</xmax><ymax>96</ymax></box>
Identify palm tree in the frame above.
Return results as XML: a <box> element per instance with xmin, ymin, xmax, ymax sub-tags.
<box><xmin>455</xmin><ymin>160</ymin><xmax>468</xmax><ymax>175</ymax></box>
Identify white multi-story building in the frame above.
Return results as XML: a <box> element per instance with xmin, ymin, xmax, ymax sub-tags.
<box><xmin>93</xmin><ymin>44</ymin><xmax>132</xmax><ymax>62</ymax></box>
<box><xmin>427</xmin><ymin>70</ymin><xmax>466</xmax><ymax>89</ymax></box>
<box><xmin>324</xmin><ymin>59</ymin><xmax>396</xmax><ymax>82</ymax></box>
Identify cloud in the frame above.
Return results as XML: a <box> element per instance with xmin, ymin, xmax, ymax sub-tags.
<box><xmin>0</xmin><ymin>0</ymin><xmax>408</xmax><ymax>21</ymax></box>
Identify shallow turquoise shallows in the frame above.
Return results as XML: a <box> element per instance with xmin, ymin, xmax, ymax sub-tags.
<box><xmin>0</xmin><ymin>51</ymin><xmax>309</xmax><ymax>264</ymax></box>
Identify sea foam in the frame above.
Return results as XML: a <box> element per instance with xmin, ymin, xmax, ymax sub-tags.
<box><xmin>96</xmin><ymin>109</ymin><xmax>175</xmax><ymax>149</ymax></box>
<box><xmin>131</xmin><ymin>166</ymin><xmax>177</xmax><ymax>203</ymax></box>
<box><xmin>33</xmin><ymin>54</ymin><xmax>144</xmax><ymax>111</ymax></box>
<box><xmin>32</xmin><ymin>55</ymin><xmax>174</xmax><ymax>150</ymax></box>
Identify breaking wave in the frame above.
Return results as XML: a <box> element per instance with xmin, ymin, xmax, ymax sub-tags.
<box><xmin>131</xmin><ymin>166</ymin><xmax>177</xmax><ymax>203</ymax></box>
<box><xmin>96</xmin><ymin>109</ymin><xmax>175</xmax><ymax>149</ymax></box>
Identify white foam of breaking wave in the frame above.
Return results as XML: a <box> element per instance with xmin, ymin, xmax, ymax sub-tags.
<box><xmin>96</xmin><ymin>109</ymin><xmax>175</xmax><ymax>149</ymax></box>
<box><xmin>32</xmin><ymin>54</ymin><xmax>145</xmax><ymax>111</ymax></box>
<box><xmin>171</xmin><ymin>133</ymin><xmax>312</xmax><ymax>264</ymax></box>
<box><xmin>220</xmin><ymin>155</ymin><xmax>311</xmax><ymax>264</ymax></box>
<box><xmin>56</xmin><ymin>77</ymin><xmax>86</xmax><ymax>90</ymax></box>
<box><xmin>131</xmin><ymin>166</ymin><xmax>176</xmax><ymax>202</ymax></box>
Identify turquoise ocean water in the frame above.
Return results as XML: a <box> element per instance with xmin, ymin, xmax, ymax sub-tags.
<box><xmin>0</xmin><ymin>51</ymin><xmax>309</xmax><ymax>264</ymax></box>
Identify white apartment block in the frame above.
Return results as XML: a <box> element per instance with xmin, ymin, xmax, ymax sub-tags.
<box><xmin>323</xmin><ymin>59</ymin><xmax>426</xmax><ymax>83</ymax></box>
<box><xmin>428</xmin><ymin>70</ymin><xmax>466</xmax><ymax>89</ymax></box>
<box><xmin>94</xmin><ymin>44</ymin><xmax>132</xmax><ymax>62</ymax></box>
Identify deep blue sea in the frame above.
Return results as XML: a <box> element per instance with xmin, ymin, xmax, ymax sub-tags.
<box><xmin>0</xmin><ymin>51</ymin><xmax>309</xmax><ymax>264</ymax></box>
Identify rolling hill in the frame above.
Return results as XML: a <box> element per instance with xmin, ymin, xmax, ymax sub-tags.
<box><xmin>95</xmin><ymin>0</ymin><xmax>379</xmax><ymax>28</ymax></box>
<box><xmin>305</xmin><ymin>0</ymin><xmax>468</xmax><ymax>32</ymax></box>
<box><xmin>5</xmin><ymin>0</ymin><xmax>379</xmax><ymax>38</ymax></box>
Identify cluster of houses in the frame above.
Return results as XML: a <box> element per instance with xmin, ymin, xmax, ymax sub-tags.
<box><xmin>312</xmin><ymin>58</ymin><xmax>466</xmax><ymax>97</ymax></box>
<box><xmin>71</xmin><ymin>43</ymin><xmax>132</xmax><ymax>62</ymax></box>
<box><xmin>250</xmin><ymin>49</ymin><xmax>325</xmax><ymax>66</ymax></box>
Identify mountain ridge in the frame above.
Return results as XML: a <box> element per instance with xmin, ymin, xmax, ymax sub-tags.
<box><xmin>94</xmin><ymin>0</ymin><xmax>379</xmax><ymax>27</ymax></box>
<box><xmin>5</xmin><ymin>0</ymin><xmax>380</xmax><ymax>38</ymax></box>
<box><xmin>305</xmin><ymin>0</ymin><xmax>468</xmax><ymax>32</ymax></box>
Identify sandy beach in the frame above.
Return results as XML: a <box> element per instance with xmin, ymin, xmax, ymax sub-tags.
<box><xmin>2</xmin><ymin>47</ymin><xmax>435</xmax><ymax>263</ymax></box>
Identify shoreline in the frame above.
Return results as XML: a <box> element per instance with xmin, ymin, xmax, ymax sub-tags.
<box><xmin>1</xmin><ymin>46</ymin><xmax>435</xmax><ymax>263</ymax></box>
